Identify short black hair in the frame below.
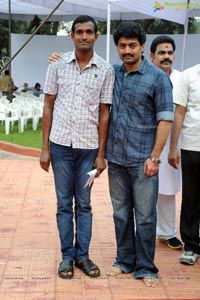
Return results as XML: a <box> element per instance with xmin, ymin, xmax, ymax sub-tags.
<box><xmin>150</xmin><ymin>36</ymin><xmax>176</xmax><ymax>53</ymax></box>
<box><xmin>71</xmin><ymin>15</ymin><xmax>98</xmax><ymax>34</ymax></box>
<box><xmin>4</xmin><ymin>70</ymin><xmax>9</xmax><ymax>75</ymax></box>
<box><xmin>113</xmin><ymin>21</ymin><xmax>146</xmax><ymax>46</ymax></box>
<box><xmin>34</xmin><ymin>82</ymin><xmax>41</xmax><ymax>88</ymax></box>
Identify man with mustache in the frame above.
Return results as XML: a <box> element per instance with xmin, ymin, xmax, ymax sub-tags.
<box><xmin>105</xmin><ymin>23</ymin><xmax>173</xmax><ymax>287</ymax></box>
<box><xmin>150</xmin><ymin>36</ymin><xmax>183</xmax><ymax>250</ymax></box>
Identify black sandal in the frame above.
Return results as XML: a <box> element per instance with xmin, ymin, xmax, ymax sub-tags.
<box><xmin>75</xmin><ymin>258</ymin><xmax>100</xmax><ymax>278</ymax></box>
<box><xmin>58</xmin><ymin>259</ymin><xmax>74</xmax><ymax>279</ymax></box>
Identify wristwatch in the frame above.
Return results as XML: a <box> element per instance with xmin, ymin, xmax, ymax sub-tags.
<box><xmin>149</xmin><ymin>156</ymin><xmax>161</xmax><ymax>165</ymax></box>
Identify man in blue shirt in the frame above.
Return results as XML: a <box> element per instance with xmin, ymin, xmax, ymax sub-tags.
<box><xmin>106</xmin><ymin>22</ymin><xmax>173</xmax><ymax>287</ymax></box>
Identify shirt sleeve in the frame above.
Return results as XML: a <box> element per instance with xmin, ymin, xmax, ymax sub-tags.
<box><xmin>100</xmin><ymin>65</ymin><xmax>115</xmax><ymax>104</ymax></box>
<box><xmin>155</xmin><ymin>73</ymin><xmax>174</xmax><ymax>122</ymax></box>
<box><xmin>44</xmin><ymin>62</ymin><xmax>58</xmax><ymax>95</ymax></box>
<box><xmin>173</xmin><ymin>70</ymin><xmax>189</xmax><ymax>107</ymax></box>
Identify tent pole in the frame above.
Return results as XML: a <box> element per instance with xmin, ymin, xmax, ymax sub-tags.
<box><xmin>8</xmin><ymin>0</ymin><xmax>12</xmax><ymax>100</ymax></box>
<box><xmin>106</xmin><ymin>0</ymin><xmax>111</xmax><ymax>62</ymax></box>
<box><xmin>0</xmin><ymin>0</ymin><xmax>64</xmax><ymax>74</ymax></box>
<box><xmin>8</xmin><ymin>0</ymin><xmax>11</xmax><ymax>72</ymax></box>
<box><xmin>182</xmin><ymin>18</ymin><xmax>188</xmax><ymax>71</ymax></box>
<box><xmin>181</xmin><ymin>0</ymin><xmax>190</xmax><ymax>71</ymax></box>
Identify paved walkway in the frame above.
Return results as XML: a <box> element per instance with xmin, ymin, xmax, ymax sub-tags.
<box><xmin>0</xmin><ymin>150</ymin><xmax>200</xmax><ymax>300</ymax></box>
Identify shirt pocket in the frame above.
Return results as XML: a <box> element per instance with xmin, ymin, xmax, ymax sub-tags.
<box><xmin>57</xmin><ymin>78</ymin><xmax>72</xmax><ymax>99</ymax></box>
<box><xmin>82</xmin><ymin>80</ymin><xmax>102</xmax><ymax>106</ymax></box>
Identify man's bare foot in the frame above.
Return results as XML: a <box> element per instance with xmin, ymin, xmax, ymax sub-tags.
<box><xmin>106</xmin><ymin>266</ymin><xmax>123</xmax><ymax>276</ymax></box>
<box><xmin>143</xmin><ymin>276</ymin><xmax>159</xmax><ymax>287</ymax></box>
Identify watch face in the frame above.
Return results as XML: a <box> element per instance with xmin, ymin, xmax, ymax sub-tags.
<box><xmin>150</xmin><ymin>157</ymin><xmax>161</xmax><ymax>164</ymax></box>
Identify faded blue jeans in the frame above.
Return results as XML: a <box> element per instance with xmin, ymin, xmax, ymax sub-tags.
<box><xmin>50</xmin><ymin>141</ymin><xmax>98</xmax><ymax>260</ymax></box>
<box><xmin>108</xmin><ymin>162</ymin><xmax>159</xmax><ymax>278</ymax></box>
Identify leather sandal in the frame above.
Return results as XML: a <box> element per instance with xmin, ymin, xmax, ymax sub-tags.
<box><xmin>75</xmin><ymin>258</ymin><xmax>100</xmax><ymax>278</ymax></box>
<box><xmin>58</xmin><ymin>259</ymin><xmax>74</xmax><ymax>279</ymax></box>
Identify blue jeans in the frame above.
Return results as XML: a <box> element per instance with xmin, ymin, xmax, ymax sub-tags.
<box><xmin>108</xmin><ymin>162</ymin><xmax>159</xmax><ymax>278</ymax></box>
<box><xmin>50</xmin><ymin>142</ymin><xmax>98</xmax><ymax>260</ymax></box>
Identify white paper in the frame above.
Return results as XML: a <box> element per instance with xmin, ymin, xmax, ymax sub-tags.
<box><xmin>84</xmin><ymin>168</ymin><xmax>97</xmax><ymax>188</ymax></box>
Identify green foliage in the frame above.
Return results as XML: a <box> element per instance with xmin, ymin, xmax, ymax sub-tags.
<box><xmin>97</xmin><ymin>17</ymin><xmax>200</xmax><ymax>35</ymax></box>
<box><xmin>23</xmin><ymin>16</ymin><xmax>59</xmax><ymax>35</ymax></box>
<box><xmin>0</xmin><ymin>19</ymin><xmax>31</xmax><ymax>57</ymax></box>
<box><xmin>97</xmin><ymin>18</ymin><xmax>185</xmax><ymax>34</ymax></box>
<box><xmin>58</xmin><ymin>21</ymin><xmax>72</xmax><ymax>34</ymax></box>
<box><xmin>0</xmin><ymin>16</ymin><xmax>59</xmax><ymax>58</ymax></box>
<box><xmin>188</xmin><ymin>17</ymin><xmax>200</xmax><ymax>33</ymax></box>
<box><xmin>97</xmin><ymin>20</ymin><xmax>120</xmax><ymax>34</ymax></box>
<box><xmin>137</xmin><ymin>19</ymin><xmax>184</xmax><ymax>34</ymax></box>
<box><xmin>0</xmin><ymin>119</ymin><xmax>42</xmax><ymax>149</ymax></box>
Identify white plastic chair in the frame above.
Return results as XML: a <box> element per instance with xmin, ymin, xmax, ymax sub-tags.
<box><xmin>32</xmin><ymin>101</ymin><xmax>43</xmax><ymax>130</ymax></box>
<box><xmin>0</xmin><ymin>97</ymin><xmax>9</xmax><ymax>106</ymax></box>
<box><xmin>0</xmin><ymin>104</ymin><xmax>8</xmax><ymax>124</ymax></box>
<box><xmin>39</xmin><ymin>93</ymin><xmax>45</xmax><ymax>102</ymax></box>
<box><xmin>4</xmin><ymin>103</ymin><xmax>22</xmax><ymax>134</ymax></box>
<box><xmin>5</xmin><ymin>108</ymin><xmax>21</xmax><ymax>134</ymax></box>
<box><xmin>20</xmin><ymin>102</ymin><xmax>33</xmax><ymax>131</ymax></box>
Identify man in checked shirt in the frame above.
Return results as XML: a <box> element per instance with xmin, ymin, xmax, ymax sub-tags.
<box><xmin>40</xmin><ymin>15</ymin><xmax>115</xmax><ymax>280</ymax></box>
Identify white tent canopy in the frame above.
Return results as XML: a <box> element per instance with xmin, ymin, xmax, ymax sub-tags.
<box><xmin>1</xmin><ymin>0</ymin><xmax>200</xmax><ymax>23</ymax></box>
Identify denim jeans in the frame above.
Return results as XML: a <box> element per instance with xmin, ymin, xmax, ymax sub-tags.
<box><xmin>50</xmin><ymin>141</ymin><xmax>98</xmax><ymax>260</ymax></box>
<box><xmin>108</xmin><ymin>162</ymin><xmax>159</xmax><ymax>278</ymax></box>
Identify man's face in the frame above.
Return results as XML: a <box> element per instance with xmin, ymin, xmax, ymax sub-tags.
<box><xmin>150</xmin><ymin>43</ymin><xmax>174</xmax><ymax>74</ymax></box>
<box><xmin>117</xmin><ymin>37</ymin><xmax>144</xmax><ymax>69</ymax></box>
<box><xmin>71</xmin><ymin>21</ymin><xmax>98</xmax><ymax>52</ymax></box>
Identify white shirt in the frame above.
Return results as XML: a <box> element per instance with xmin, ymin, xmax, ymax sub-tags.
<box><xmin>159</xmin><ymin>68</ymin><xmax>182</xmax><ymax>195</ymax></box>
<box><xmin>174</xmin><ymin>64</ymin><xmax>200</xmax><ymax>151</ymax></box>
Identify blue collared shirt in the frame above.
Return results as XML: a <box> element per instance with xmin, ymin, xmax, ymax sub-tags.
<box><xmin>106</xmin><ymin>56</ymin><xmax>173</xmax><ymax>166</ymax></box>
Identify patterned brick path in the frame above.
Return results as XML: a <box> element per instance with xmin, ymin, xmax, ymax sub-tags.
<box><xmin>0</xmin><ymin>149</ymin><xmax>199</xmax><ymax>300</ymax></box>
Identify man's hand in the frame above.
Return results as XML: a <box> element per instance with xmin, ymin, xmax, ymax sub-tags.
<box><xmin>168</xmin><ymin>148</ymin><xmax>180</xmax><ymax>169</ymax></box>
<box><xmin>144</xmin><ymin>158</ymin><xmax>159</xmax><ymax>177</ymax></box>
<box><xmin>93</xmin><ymin>156</ymin><xmax>107</xmax><ymax>177</ymax></box>
<box><xmin>48</xmin><ymin>52</ymin><xmax>62</xmax><ymax>64</ymax></box>
<box><xmin>40</xmin><ymin>149</ymin><xmax>51</xmax><ymax>172</ymax></box>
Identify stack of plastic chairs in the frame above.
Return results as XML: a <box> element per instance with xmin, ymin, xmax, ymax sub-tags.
<box><xmin>0</xmin><ymin>93</ymin><xmax>44</xmax><ymax>134</ymax></box>
<box><xmin>4</xmin><ymin>102</ymin><xmax>22</xmax><ymax>134</ymax></box>
<box><xmin>32</xmin><ymin>100</ymin><xmax>43</xmax><ymax>130</ymax></box>
<box><xmin>0</xmin><ymin>103</ymin><xmax>8</xmax><ymax>124</ymax></box>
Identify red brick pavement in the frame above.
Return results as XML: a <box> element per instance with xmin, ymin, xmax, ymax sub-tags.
<box><xmin>0</xmin><ymin>145</ymin><xmax>200</xmax><ymax>300</ymax></box>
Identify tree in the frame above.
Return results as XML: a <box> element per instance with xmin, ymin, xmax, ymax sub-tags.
<box><xmin>0</xmin><ymin>16</ymin><xmax>59</xmax><ymax>60</ymax></box>
<box><xmin>97</xmin><ymin>17</ymin><xmax>200</xmax><ymax>34</ymax></box>
<box><xmin>97</xmin><ymin>19</ymin><xmax>184</xmax><ymax>34</ymax></box>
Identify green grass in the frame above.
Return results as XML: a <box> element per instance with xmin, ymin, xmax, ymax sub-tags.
<box><xmin>0</xmin><ymin>119</ymin><xmax>42</xmax><ymax>149</ymax></box>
